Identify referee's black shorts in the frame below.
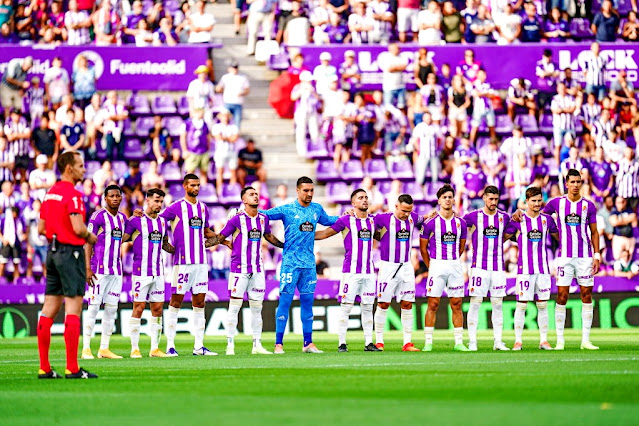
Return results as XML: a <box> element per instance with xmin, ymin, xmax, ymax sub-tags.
<box><xmin>45</xmin><ymin>244</ymin><xmax>87</xmax><ymax>297</ymax></box>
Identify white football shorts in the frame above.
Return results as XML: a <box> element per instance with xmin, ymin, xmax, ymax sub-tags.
<box><xmin>172</xmin><ymin>264</ymin><xmax>209</xmax><ymax>295</ymax></box>
<box><xmin>132</xmin><ymin>275</ymin><xmax>165</xmax><ymax>303</ymax></box>
<box><xmin>89</xmin><ymin>274</ymin><xmax>123</xmax><ymax>306</ymax></box>
<box><xmin>340</xmin><ymin>273</ymin><xmax>376</xmax><ymax>305</ymax></box>
<box><xmin>469</xmin><ymin>268</ymin><xmax>507</xmax><ymax>298</ymax></box>
<box><xmin>427</xmin><ymin>259</ymin><xmax>464</xmax><ymax>298</ymax></box>
<box><xmin>516</xmin><ymin>274</ymin><xmax>552</xmax><ymax>301</ymax></box>
<box><xmin>228</xmin><ymin>272</ymin><xmax>266</xmax><ymax>301</ymax></box>
<box><xmin>556</xmin><ymin>257</ymin><xmax>594</xmax><ymax>287</ymax></box>
<box><xmin>377</xmin><ymin>261</ymin><xmax>415</xmax><ymax>303</ymax></box>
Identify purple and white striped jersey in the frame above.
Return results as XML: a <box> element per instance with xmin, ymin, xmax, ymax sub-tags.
<box><xmin>374</xmin><ymin>212</ymin><xmax>423</xmax><ymax>263</ymax></box>
<box><xmin>543</xmin><ymin>196</ymin><xmax>597</xmax><ymax>258</ymax></box>
<box><xmin>551</xmin><ymin>94</ymin><xmax>576</xmax><ymax>131</ymax></box>
<box><xmin>616</xmin><ymin>159</ymin><xmax>639</xmax><ymax>199</ymax></box>
<box><xmin>330</xmin><ymin>215</ymin><xmax>375</xmax><ymax>274</ymax></box>
<box><xmin>505</xmin><ymin>213</ymin><xmax>557</xmax><ymax>274</ymax></box>
<box><xmin>125</xmin><ymin>214</ymin><xmax>168</xmax><ymax>277</ymax></box>
<box><xmin>160</xmin><ymin>198</ymin><xmax>210</xmax><ymax>265</ymax></box>
<box><xmin>412</xmin><ymin>121</ymin><xmax>441</xmax><ymax>159</ymax></box>
<box><xmin>464</xmin><ymin>209</ymin><xmax>510</xmax><ymax>271</ymax></box>
<box><xmin>421</xmin><ymin>215</ymin><xmax>468</xmax><ymax>261</ymax></box>
<box><xmin>3</xmin><ymin>117</ymin><xmax>30</xmax><ymax>157</ymax></box>
<box><xmin>88</xmin><ymin>209</ymin><xmax>127</xmax><ymax>275</ymax></box>
<box><xmin>220</xmin><ymin>211</ymin><xmax>271</xmax><ymax>274</ymax></box>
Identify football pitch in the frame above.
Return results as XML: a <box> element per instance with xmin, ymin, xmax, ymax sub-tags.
<box><xmin>1</xmin><ymin>329</ymin><xmax>638</xmax><ymax>425</ymax></box>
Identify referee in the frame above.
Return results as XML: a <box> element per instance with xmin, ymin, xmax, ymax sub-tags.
<box><xmin>37</xmin><ymin>151</ymin><xmax>98</xmax><ymax>379</ymax></box>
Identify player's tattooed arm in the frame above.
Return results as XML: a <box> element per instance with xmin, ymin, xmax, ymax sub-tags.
<box><xmin>419</xmin><ymin>238</ymin><xmax>430</xmax><ymax>269</ymax></box>
<box><xmin>550</xmin><ymin>232</ymin><xmax>560</xmax><ymax>242</ymax></box>
<box><xmin>314</xmin><ymin>228</ymin><xmax>338</xmax><ymax>240</ymax></box>
<box><xmin>132</xmin><ymin>209</ymin><xmax>144</xmax><ymax>218</ymax></box>
<box><xmin>264</xmin><ymin>233</ymin><xmax>285</xmax><ymax>248</ymax></box>
<box><xmin>204</xmin><ymin>233</ymin><xmax>227</xmax><ymax>248</ymax></box>
<box><xmin>162</xmin><ymin>235</ymin><xmax>175</xmax><ymax>254</ymax></box>
<box><xmin>205</xmin><ymin>228</ymin><xmax>232</xmax><ymax>249</ymax></box>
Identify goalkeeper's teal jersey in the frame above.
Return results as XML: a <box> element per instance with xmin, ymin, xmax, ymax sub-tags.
<box><xmin>262</xmin><ymin>200</ymin><xmax>338</xmax><ymax>269</ymax></box>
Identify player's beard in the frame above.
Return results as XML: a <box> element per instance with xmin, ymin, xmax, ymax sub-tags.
<box><xmin>248</xmin><ymin>203</ymin><xmax>259</xmax><ymax>208</ymax></box>
<box><xmin>187</xmin><ymin>190</ymin><xmax>199</xmax><ymax>197</ymax></box>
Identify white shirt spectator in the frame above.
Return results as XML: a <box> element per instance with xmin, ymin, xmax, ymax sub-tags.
<box><xmin>28</xmin><ymin>168</ymin><xmax>56</xmax><ymax>201</ymax></box>
<box><xmin>43</xmin><ymin>67</ymin><xmax>70</xmax><ymax>102</ymax></box>
<box><xmin>495</xmin><ymin>12</ymin><xmax>521</xmax><ymax>44</ymax></box>
<box><xmin>285</xmin><ymin>16</ymin><xmax>311</xmax><ymax>46</ymax></box>
<box><xmin>186</xmin><ymin>78</ymin><xmax>216</xmax><ymax>110</ymax></box>
<box><xmin>417</xmin><ymin>8</ymin><xmax>442</xmax><ymax>45</ymax></box>
<box><xmin>188</xmin><ymin>11</ymin><xmax>216</xmax><ymax>43</ymax></box>
<box><xmin>217</xmin><ymin>72</ymin><xmax>250</xmax><ymax>105</ymax></box>
<box><xmin>312</xmin><ymin>64</ymin><xmax>337</xmax><ymax>99</ymax></box>
<box><xmin>380</xmin><ymin>54</ymin><xmax>408</xmax><ymax>91</ymax></box>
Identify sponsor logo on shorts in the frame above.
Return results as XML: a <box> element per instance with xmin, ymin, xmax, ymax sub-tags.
<box><xmin>189</xmin><ymin>216</ymin><xmax>203</xmax><ymax>229</ymax></box>
<box><xmin>253</xmin><ymin>289</ymin><xmax>265</xmax><ymax>293</ymax></box>
<box><xmin>539</xmin><ymin>288</ymin><xmax>550</xmax><ymax>292</ymax></box>
<box><xmin>493</xmin><ymin>285</ymin><xmax>506</xmax><ymax>290</ymax></box>
<box><xmin>108</xmin><ymin>291</ymin><xmax>120</xmax><ymax>297</ymax></box>
<box><xmin>449</xmin><ymin>286</ymin><xmax>463</xmax><ymax>291</ymax></box>
<box><xmin>400</xmin><ymin>290</ymin><xmax>415</xmax><ymax>295</ymax></box>
<box><xmin>362</xmin><ymin>292</ymin><xmax>376</xmax><ymax>297</ymax></box>
<box><xmin>578</xmin><ymin>275</ymin><xmax>593</xmax><ymax>279</ymax></box>
<box><xmin>150</xmin><ymin>291</ymin><xmax>164</xmax><ymax>295</ymax></box>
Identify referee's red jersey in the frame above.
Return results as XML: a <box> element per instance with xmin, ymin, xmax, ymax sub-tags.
<box><xmin>41</xmin><ymin>181</ymin><xmax>86</xmax><ymax>246</ymax></box>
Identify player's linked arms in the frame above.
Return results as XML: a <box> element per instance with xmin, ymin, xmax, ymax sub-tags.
<box><xmin>162</xmin><ymin>235</ymin><xmax>175</xmax><ymax>254</ymax></box>
<box><xmin>373</xmin><ymin>229</ymin><xmax>382</xmax><ymax>241</ymax></box>
<box><xmin>204</xmin><ymin>233</ymin><xmax>227</xmax><ymax>248</ymax></box>
<box><xmin>264</xmin><ymin>233</ymin><xmax>285</xmax><ymax>248</ymax></box>
<box><xmin>314</xmin><ymin>228</ymin><xmax>338</xmax><ymax>240</ymax></box>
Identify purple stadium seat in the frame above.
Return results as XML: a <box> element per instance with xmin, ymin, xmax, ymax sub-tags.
<box><xmin>626</xmin><ymin>135</ymin><xmax>636</xmax><ymax>149</ymax></box>
<box><xmin>123</xmin><ymin>118</ymin><xmax>135</xmax><ymax>137</ymax></box>
<box><xmin>112</xmin><ymin>161</ymin><xmax>128</xmax><ymax>177</ymax></box>
<box><xmin>326</xmin><ymin>182</ymin><xmax>351</xmax><ymax>204</ymax></box>
<box><xmin>306</xmin><ymin>138</ymin><xmax>329</xmax><ymax>159</ymax></box>
<box><xmin>178</xmin><ymin>96</ymin><xmax>190</xmax><ymax>116</ymax></box>
<box><xmin>516</xmin><ymin>115</ymin><xmax>539</xmax><ymax>133</ymax></box>
<box><xmin>135</xmin><ymin>116</ymin><xmax>155</xmax><ymax>138</ymax></box>
<box><xmin>403</xmin><ymin>181</ymin><xmax>425</xmax><ymax>202</ymax></box>
<box><xmin>169</xmin><ymin>184</ymin><xmax>184</xmax><ymax>199</ymax></box>
<box><xmin>152</xmin><ymin>95</ymin><xmax>177</xmax><ymax>115</ymax></box>
<box><xmin>389</xmin><ymin>158</ymin><xmax>414</xmax><ymax>181</ymax></box>
<box><xmin>165</xmin><ymin>0</ymin><xmax>180</xmax><ymax>14</ymax></box>
<box><xmin>531</xmin><ymin>136</ymin><xmax>549</xmax><ymax>148</ymax></box>
<box><xmin>198</xmin><ymin>183</ymin><xmax>219</xmax><ymax>205</ymax></box>
<box><xmin>138</xmin><ymin>160</ymin><xmax>151</xmax><ymax>175</ymax></box>
<box><xmin>424</xmin><ymin>182</ymin><xmax>438</xmax><ymax>203</ymax></box>
<box><xmin>163</xmin><ymin>116</ymin><xmax>185</xmax><ymax>138</ymax></box>
<box><xmin>476</xmin><ymin>137</ymin><xmax>491</xmax><ymax>150</ymax></box>
<box><xmin>378</xmin><ymin>180</ymin><xmax>393</xmax><ymax>194</ymax></box>
<box><xmin>539</xmin><ymin>114</ymin><xmax>553</xmax><ymax>134</ymax></box>
<box><xmin>365</xmin><ymin>159</ymin><xmax>390</xmax><ymax>180</ymax></box>
<box><xmin>208</xmin><ymin>206</ymin><xmax>228</xmax><ymax>223</ymax></box>
<box><xmin>315</xmin><ymin>160</ymin><xmax>340</xmax><ymax>182</ymax></box>
<box><xmin>340</xmin><ymin>160</ymin><xmax>365</xmax><ymax>182</ymax></box>
<box><xmin>414</xmin><ymin>204</ymin><xmax>432</xmax><ymax>217</ymax></box>
<box><xmin>161</xmin><ymin>162</ymin><xmax>183</xmax><ymax>182</ymax></box>
<box><xmin>128</xmin><ymin>93</ymin><xmax>151</xmax><ymax>116</ymax></box>
<box><xmin>220</xmin><ymin>183</ymin><xmax>242</xmax><ymax>205</ymax></box>
<box><xmin>123</xmin><ymin>138</ymin><xmax>146</xmax><ymax>161</ymax></box>
<box><xmin>268</xmin><ymin>52</ymin><xmax>290</xmax><ymax>71</ymax></box>
<box><xmin>495</xmin><ymin>115</ymin><xmax>514</xmax><ymax>135</ymax></box>
<box><xmin>85</xmin><ymin>161</ymin><xmax>101</xmax><ymax>179</ymax></box>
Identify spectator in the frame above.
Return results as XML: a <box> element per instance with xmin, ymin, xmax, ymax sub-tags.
<box><xmin>14</xmin><ymin>3</ymin><xmax>35</xmax><ymax>42</ymax></box>
<box><xmin>412</xmin><ymin>111</ymin><xmax>441</xmax><ymax>185</ymax></box>
<box><xmin>580</xmin><ymin>92</ymin><xmax>602</xmax><ymax>152</ymax></box>
<box><xmin>93</xmin><ymin>160</ymin><xmax>116</xmax><ymax>194</ymax></box>
<box><xmin>187</xmin><ymin>65</ymin><xmax>216</xmax><ymax>126</ymax></box>
<box><xmin>54</xmin><ymin>95</ymin><xmax>76</xmax><ymax>125</ymax></box>
<box><xmin>147</xmin><ymin>2</ymin><xmax>167</xmax><ymax>30</ymax></box>
<box><xmin>237</xmin><ymin>138</ymin><xmax>266</xmax><ymax>188</ymax></box>
<box><xmin>71</xmin><ymin>54</ymin><xmax>96</xmax><ymax>109</ymax></box>
<box><xmin>82</xmin><ymin>178</ymin><xmax>101</xmax><ymax>220</ymax></box>
<box><xmin>44</xmin><ymin>0</ymin><xmax>68</xmax><ymax>42</ymax></box>
<box><xmin>315</xmin><ymin>250</ymin><xmax>329</xmax><ymax>278</ymax></box>
<box><xmin>149</xmin><ymin>115</ymin><xmax>172</xmax><ymax>164</ymax></box>
<box><xmin>479</xmin><ymin>137</ymin><xmax>507</xmax><ymax>191</ymax></box>
<box><xmin>0</xmin><ymin>207</ymin><xmax>24</xmax><ymax>282</ymax></box>
<box><xmin>180</xmin><ymin>108</ymin><xmax>211</xmax><ymax>185</ymax></box>
<box><xmin>282</xmin><ymin>0</ymin><xmax>311</xmax><ymax>46</ymax></box>
<box><xmin>31</xmin><ymin>114</ymin><xmax>57</xmax><ymax>168</ymax></box>
<box><xmin>384</xmin><ymin>179</ymin><xmax>403</xmax><ymax>210</ymax></box>
<box><xmin>469</xmin><ymin>69</ymin><xmax>496</xmax><ymax>142</ymax></box>
<box><xmin>120</xmin><ymin>161</ymin><xmax>144</xmax><ymax>207</ymax></box>
<box><xmin>0</xmin><ymin>136</ymin><xmax>14</xmax><ymax>184</ymax></box>
<box><xmin>551</xmin><ymin>82</ymin><xmax>577</xmax><ymax>164</ymax></box>
<box><xmin>413</xmin><ymin>48</ymin><xmax>437</xmax><ymax>89</ymax></box>
<box><xmin>416</xmin><ymin>72</ymin><xmax>445</xmax><ymax>125</ymax></box>
<box><xmin>291</xmin><ymin>71</ymin><xmax>320</xmax><ymax>157</ymax></box>
<box><xmin>141</xmin><ymin>160</ymin><xmax>165</xmax><ymax>191</ymax></box>
<box><xmin>24</xmin><ymin>77</ymin><xmax>45</xmax><ymax>127</ymax></box>
<box><xmin>368</xmin><ymin>0</ymin><xmax>394</xmax><ymax>44</ymax></box>
<box><xmin>396</xmin><ymin>0</ymin><xmax>420</xmax><ymax>42</ymax></box>
<box><xmin>43</xmin><ymin>57</ymin><xmax>70</xmax><ymax>111</ymax></box>
<box><xmin>101</xmin><ymin>91</ymin><xmax>128</xmax><ymax>161</ymax></box>
<box><xmin>0</xmin><ymin>0</ymin><xmax>12</xmax><ymax>28</ymax></box>
<box><xmin>505</xmin><ymin>154</ymin><xmax>532</xmax><ymax>212</ymax></box>
<box><xmin>64</xmin><ymin>0</ymin><xmax>91</xmax><ymax>45</ymax></box>
<box><xmin>313</xmin><ymin>52</ymin><xmax>337</xmax><ymax>99</ymax></box>
<box><xmin>92</xmin><ymin>0</ymin><xmax>121</xmax><ymax>45</ymax></box>
<box><xmin>506</xmin><ymin>78</ymin><xmax>536</xmax><ymax>121</ymax></box>
<box><xmin>609</xmin><ymin>70</ymin><xmax>636</xmax><ymax>110</ymax></box>
<box><xmin>23</xmin><ymin>199</ymin><xmax>48</xmax><ymax>280</ymax></box>
<box><xmin>361</xmin><ymin>176</ymin><xmax>384</xmax><ymax>213</ymax></box>
<box><xmin>559</xmin><ymin>146</ymin><xmax>589</xmax><ymax>190</ymax></box>
<box><xmin>456</xmin><ymin>49</ymin><xmax>483</xmax><ymax>84</ymax></box>
<box><xmin>132</xmin><ymin>17</ymin><xmax>153</xmax><ymax>46</ymax></box>
<box><xmin>610</xmin><ymin>196</ymin><xmax>637</xmax><ymax>260</ymax></box>
<box><xmin>0</xmin><ymin>22</ymin><xmax>18</xmax><ymax>44</ymax></box>
<box><xmin>501</xmin><ymin>124</ymin><xmax>533</xmax><ymax>171</ymax></box>
<box><xmin>339</xmin><ymin>50</ymin><xmax>360</xmax><ymax>94</ymax></box>
<box><xmin>583</xmin><ymin>42</ymin><xmax>609</xmax><ymax>101</ymax></box>
<box><xmin>175</xmin><ymin>1</ymin><xmax>191</xmax><ymax>42</ymax></box>
<box><xmin>382</xmin><ymin>103</ymin><xmax>408</xmax><ymax>158</ymax></box>
<box><xmin>4</xmin><ymin>109</ymin><xmax>31</xmax><ymax>182</ymax></box>
<box><xmin>331</xmin><ymin>91</ymin><xmax>357</xmax><ymax>170</ymax></box>
<box><xmin>417</xmin><ymin>0</ymin><xmax>442</xmax><ymax>45</ymax></box>
<box><xmin>441</xmin><ymin>1</ymin><xmax>463</xmax><ymax>44</ymax></box>
<box><xmin>535</xmin><ymin>49</ymin><xmax>559</xmax><ymax>110</ymax></box>
<box><xmin>28</xmin><ymin>154</ymin><xmax>55</xmax><ymax>202</ymax></box>
<box><xmin>613</xmin><ymin>249</ymin><xmax>639</xmax><ymax>278</ymax></box>
<box><xmin>354</xmin><ymin>92</ymin><xmax>377</xmax><ymax>165</ymax></box>
<box><xmin>0</xmin><ymin>180</ymin><xmax>16</xmax><ymax>211</ymax></box>
<box><xmin>544</xmin><ymin>7</ymin><xmax>569</xmax><ymax>42</ymax></box>
<box><xmin>589</xmin><ymin>147</ymin><xmax>614</xmax><ymax>203</ymax></box>
<box><xmin>122</xmin><ymin>0</ymin><xmax>146</xmax><ymax>44</ymax></box>
<box><xmin>246</xmin><ymin>0</ymin><xmax>276</xmax><ymax>56</ymax></box>
<box><xmin>470</xmin><ymin>4</ymin><xmax>495</xmax><ymax>44</ymax></box>
<box><xmin>616</xmin><ymin>147</ymin><xmax>639</xmax><ymax>208</ymax></box>
<box><xmin>495</xmin><ymin>4</ymin><xmax>521</xmax><ymax>45</ymax></box>
<box><xmin>210</xmin><ymin>109</ymin><xmax>239</xmax><ymax>193</ymax></box>
<box><xmin>602</xmin><ymin>129</ymin><xmax>626</xmax><ymax>164</ymax></box>
<box><xmin>459</xmin><ymin>155</ymin><xmax>486</xmax><ymax>211</ymax></box>
<box><xmin>461</xmin><ymin>0</ymin><xmax>478</xmax><ymax>43</ymax></box>
<box><xmin>1</xmin><ymin>56</ymin><xmax>32</xmax><ymax>113</ymax></box>
<box><xmin>153</xmin><ymin>16</ymin><xmax>178</xmax><ymax>46</ymax></box>
<box><xmin>520</xmin><ymin>2</ymin><xmax>542</xmax><ymax>42</ymax></box>
<box><xmin>272</xmin><ymin>183</ymin><xmax>293</xmax><ymax>207</ymax></box>
<box><xmin>446</xmin><ymin>74</ymin><xmax>470</xmax><ymax>138</ymax></box>
<box><xmin>622</xmin><ymin>10</ymin><xmax>639</xmax><ymax>42</ymax></box>
<box><xmin>323</xmin><ymin>11</ymin><xmax>350</xmax><ymax>44</ymax></box>
<box><xmin>287</xmin><ymin>53</ymin><xmax>308</xmax><ymax>76</ymax></box>
<box><xmin>348</xmin><ymin>1</ymin><xmax>374</xmax><ymax>44</ymax></box>
<box><xmin>60</xmin><ymin>109</ymin><xmax>85</xmax><ymax>153</ymax></box>
<box><xmin>216</xmin><ymin>61</ymin><xmax>250</xmax><ymax>129</ymax></box>
<box><xmin>380</xmin><ymin>43</ymin><xmax>407</xmax><ymax>109</ymax></box>
<box><xmin>592</xmin><ymin>0</ymin><xmax>620</xmax><ymax>42</ymax></box>
<box><xmin>187</xmin><ymin>0</ymin><xmax>215</xmax><ymax>43</ymax></box>
<box><xmin>84</xmin><ymin>93</ymin><xmax>102</xmax><ymax>157</ymax></box>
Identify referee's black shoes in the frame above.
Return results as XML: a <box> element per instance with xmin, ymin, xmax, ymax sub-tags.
<box><xmin>38</xmin><ymin>368</ymin><xmax>62</xmax><ymax>379</ymax></box>
<box><xmin>65</xmin><ymin>367</ymin><xmax>98</xmax><ymax>379</ymax></box>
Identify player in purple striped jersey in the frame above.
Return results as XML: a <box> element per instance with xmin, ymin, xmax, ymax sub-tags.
<box><xmin>122</xmin><ymin>188</ymin><xmax>175</xmax><ymax>358</ymax></box>
<box><xmin>420</xmin><ymin>184</ymin><xmax>470</xmax><ymax>352</ymax></box>
<box><xmin>205</xmin><ymin>186</ymin><xmax>284</xmax><ymax>356</ymax></box>
<box><xmin>160</xmin><ymin>174</ymin><xmax>219</xmax><ymax>357</ymax></box>
<box><xmin>504</xmin><ymin>187</ymin><xmax>559</xmax><ymax>351</ymax></box>
<box><xmin>513</xmin><ymin>169</ymin><xmax>601</xmax><ymax>350</ymax></box>
<box><xmin>315</xmin><ymin>189</ymin><xmax>382</xmax><ymax>353</ymax></box>
<box><xmin>82</xmin><ymin>185</ymin><xmax>128</xmax><ymax>360</ymax></box>
<box><xmin>373</xmin><ymin>194</ymin><xmax>424</xmax><ymax>352</ymax></box>
<box><xmin>464</xmin><ymin>186</ymin><xmax>512</xmax><ymax>351</ymax></box>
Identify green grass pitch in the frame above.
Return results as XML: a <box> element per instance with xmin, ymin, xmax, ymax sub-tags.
<box><xmin>1</xmin><ymin>329</ymin><xmax>638</xmax><ymax>425</ymax></box>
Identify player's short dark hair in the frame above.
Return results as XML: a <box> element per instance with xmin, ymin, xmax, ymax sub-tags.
<box><xmin>351</xmin><ymin>188</ymin><xmax>366</xmax><ymax>200</ymax></box>
<box><xmin>183</xmin><ymin>173</ymin><xmax>199</xmax><ymax>184</ymax></box>
<box><xmin>565</xmin><ymin>169</ymin><xmax>581</xmax><ymax>182</ymax></box>
<box><xmin>104</xmin><ymin>184</ymin><xmax>122</xmax><ymax>196</ymax></box>
<box><xmin>437</xmin><ymin>184</ymin><xmax>455</xmax><ymax>199</ymax></box>
<box><xmin>296</xmin><ymin>176</ymin><xmax>314</xmax><ymax>187</ymax></box>
<box><xmin>56</xmin><ymin>151</ymin><xmax>81</xmax><ymax>174</ymax></box>
<box><xmin>484</xmin><ymin>185</ymin><xmax>499</xmax><ymax>196</ymax></box>
<box><xmin>526</xmin><ymin>186</ymin><xmax>542</xmax><ymax>199</ymax></box>
<box><xmin>146</xmin><ymin>188</ymin><xmax>165</xmax><ymax>199</ymax></box>
<box><xmin>241</xmin><ymin>186</ymin><xmax>255</xmax><ymax>198</ymax></box>
<box><xmin>397</xmin><ymin>194</ymin><xmax>413</xmax><ymax>205</ymax></box>
<box><xmin>543</xmin><ymin>49</ymin><xmax>552</xmax><ymax>58</ymax></box>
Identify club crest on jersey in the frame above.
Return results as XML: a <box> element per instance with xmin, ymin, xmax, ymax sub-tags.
<box><xmin>248</xmin><ymin>228</ymin><xmax>262</xmax><ymax>241</ymax></box>
<box><xmin>358</xmin><ymin>228</ymin><xmax>372</xmax><ymax>241</ymax></box>
<box><xmin>299</xmin><ymin>221</ymin><xmax>314</xmax><ymax>232</ymax></box>
<box><xmin>528</xmin><ymin>229</ymin><xmax>542</xmax><ymax>242</ymax></box>
<box><xmin>313</xmin><ymin>213</ymin><xmax>318</xmax><ymax>221</ymax></box>
<box><xmin>483</xmin><ymin>226</ymin><xmax>499</xmax><ymax>239</ymax></box>
<box><xmin>396</xmin><ymin>229</ymin><xmax>410</xmax><ymax>241</ymax></box>
<box><xmin>565</xmin><ymin>213</ymin><xmax>581</xmax><ymax>226</ymax></box>
<box><xmin>542</xmin><ymin>219</ymin><xmax>546</xmax><ymax>225</ymax></box>
<box><xmin>442</xmin><ymin>231</ymin><xmax>456</xmax><ymax>244</ymax></box>
<box><xmin>149</xmin><ymin>230</ymin><xmax>162</xmax><ymax>243</ymax></box>
<box><xmin>111</xmin><ymin>228</ymin><xmax>123</xmax><ymax>240</ymax></box>
<box><xmin>189</xmin><ymin>216</ymin><xmax>203</xmax><ymax>229</ymax></box>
